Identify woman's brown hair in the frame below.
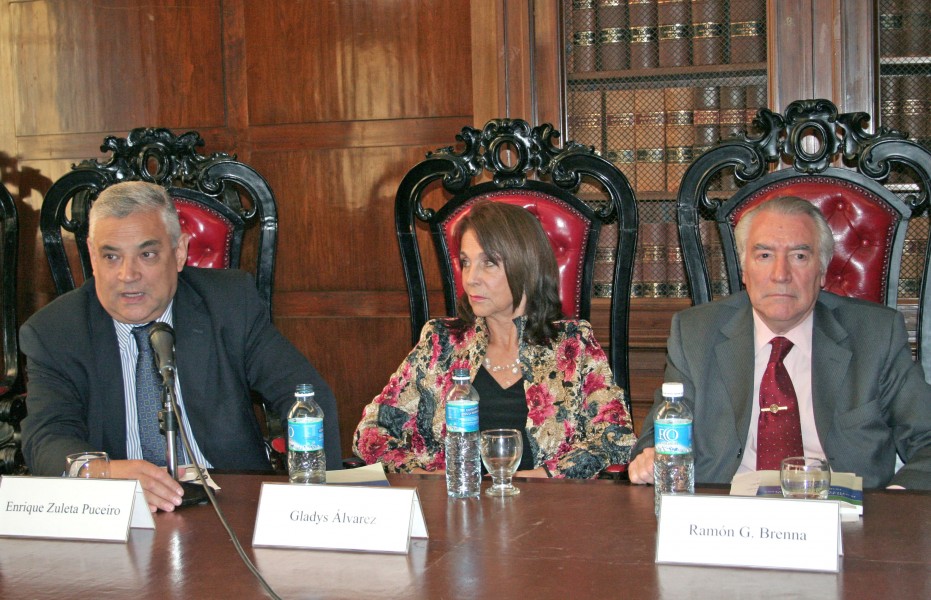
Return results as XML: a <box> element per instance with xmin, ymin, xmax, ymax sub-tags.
<box><xmin>453</xmin><ymin>200</ymin><xmax>563</xmax><ymax>344</ymax></box>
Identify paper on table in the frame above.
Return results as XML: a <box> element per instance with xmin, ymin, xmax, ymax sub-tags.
<box><xmin>730</xmin><ymin>470</ymin><xmax>863</xmax><ymax>521</ymax></box>
<box><xmin>325</xmin><ymin>462</ymin><xmax>390</xmax><ymax>486</ymax></box>
<box><xmin>179</xmin><ymin>465</ymin><xmax>221</xmax><ymax>490</ymax></box>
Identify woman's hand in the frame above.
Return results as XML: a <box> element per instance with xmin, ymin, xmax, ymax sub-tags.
<box><xmin>515</xmin><ymin>467</ymin><xmax>549</xmax><ymax>478</ymax></box>
<box><xmin>408</xmin><ymin>467</ymin><xmax>444</xmax><ymax>475</ymax></box>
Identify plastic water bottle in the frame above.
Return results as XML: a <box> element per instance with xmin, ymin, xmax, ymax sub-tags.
<box><xmin>653</xmin><ymin>382</ymin><xmax>694</xmax><ymax>516</ymax></box>
<box><xmin>288</xmin><ymin>383</ymin><xmax>326</xmax><ymax>484</ymax></box>
<box><xmin>445</xmin><ymin>367</ymin><xmax>481</xmax><ymax>498</ymax></box>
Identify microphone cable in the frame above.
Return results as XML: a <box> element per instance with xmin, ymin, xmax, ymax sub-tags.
<box><xmin>168</xmin><ymin>395</ymin><xmax>283</xmax><ymax>600</ymax></box>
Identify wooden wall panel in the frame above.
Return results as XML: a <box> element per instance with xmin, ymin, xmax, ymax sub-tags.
<box><xmin>275</xmin><ymin>316</ymin><xmax>414</xmax><ymax>463</ymax></box>
<box><xmin>250</xmin><ymin>145</ymin><xmax>431</xmax><ymax>292</ymax></box>
<box><xmin>244</xmin><ymin>0</ymin><xmax>472</xmax><ymax>124</ymax></box>
<box><xmin>12</xmin><ymin>0</ymin><xmax>225</xmax><ymax>136</ymax></box>
<box><xmin>2</xmin><ymin>0</ymin><xmax>476</xmax><ymax>460</ymax></box>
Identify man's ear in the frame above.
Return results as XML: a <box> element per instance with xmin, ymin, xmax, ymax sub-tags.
<box><xmin>175</xmin><ymin>233</ymin><xmax>190</xmax><ymax>271</ymax></box>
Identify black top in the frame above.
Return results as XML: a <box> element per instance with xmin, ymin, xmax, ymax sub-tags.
<box><xmin>474</xmin><ymin>366</ymin><xmax>534</xmax><ymax>471</ymax></box>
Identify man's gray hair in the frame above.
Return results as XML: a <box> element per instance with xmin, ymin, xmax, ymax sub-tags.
<box><xmin>734</xmin><ymin>196</ymin><xmax>835</xmax><ymax>274</ymax></box>
<box><xmin>88</xmin><ymin>181</ymin><xmax>182</xmax><ymax>247</ymax></box>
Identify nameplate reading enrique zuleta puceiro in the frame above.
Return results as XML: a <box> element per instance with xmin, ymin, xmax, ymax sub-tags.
<box><xmin>252</xmin><ymin>483</ymin><xmax>428</xmax><ymax>554</ymax></box>
<box><xmin>656</xmin><ymin>494</ymin><xmax>842</xmax><ymax>572</ymax></box>
<box><xmin>0</xmin><ymin>476</ymin><xmax>154</xmax><ymax>542</ymax></box>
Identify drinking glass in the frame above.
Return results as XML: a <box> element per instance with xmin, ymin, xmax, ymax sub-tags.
<box><xmin>66</xmin><ymin>452</ymin><xmax>111</xmax><ymax>479</ymax></box>
<box><xmin>780</xmin><ymin>456</ymin><xmax>830</xmax><ymax>499</ymax></box>
<box><xmin>480</xmin><ymin>429</ymin><xmax>522</xmax><ymax>497</ymax></box>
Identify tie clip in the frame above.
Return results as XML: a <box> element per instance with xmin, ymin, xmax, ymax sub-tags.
<box><xmin>765</xmin><ymin>404</ymin><xmax>788</xmax><ymax>414</ymax></box>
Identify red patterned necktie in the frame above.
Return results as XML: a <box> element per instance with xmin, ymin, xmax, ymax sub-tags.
<box><xmin>756</xmin><ymin>336</ymin><xmax>803</xmax><ymax>470</ymax></box>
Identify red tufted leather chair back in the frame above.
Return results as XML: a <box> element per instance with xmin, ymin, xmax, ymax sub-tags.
<box><xmin>396</xmin><ymin>119</ymin><xmax>639</xmax><ymax>404</ymax></box>
<box><xmin>730</xmin><ymin>177</ymin><xmax>899</xmax><ymax>304</ymax></box>
<box><xmin>174</xmin><ymin>198</ymin><xmax>235</xmax><ymax>270</ymax></box>
<box><xmin>440</xmin><ymin>190</ymin><xmax>591</xmax><ymax>318</ymax></box>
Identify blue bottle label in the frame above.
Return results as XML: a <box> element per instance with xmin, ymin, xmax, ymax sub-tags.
<box><xmin>446</xmin><ymin>400</ymin><xmax>479</xmax><ymax>433</ymax></box>
<box><xmin>655</xmin><ymin>419</ymin><xmax>692</xmax><ymax>455</ymax></box>
<box><xmin>288</xmin><ymin>417</ymin><xmax>324</xmax><ymax>451</ymax></box>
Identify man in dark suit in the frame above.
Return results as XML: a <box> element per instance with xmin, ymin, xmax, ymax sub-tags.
<box><xmin>21</xmin><ymin>181</ymin><xmax>341</xmax><ymax>511</ymax></box>
<box><xmin>630</xmin><ymin>196</ymin><xmax>931</xmax><ymax>489</ymax></box>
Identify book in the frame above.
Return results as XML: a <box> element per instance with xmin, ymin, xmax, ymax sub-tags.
<box><xmin>730</xmin><ymin>469</ymin><xmax>863</xmax><ymax>521</ymax></box>
<box><xmin>605</xmin><ymin>89</ymin><xmax>636</xmax><ymax>188</ymax></box>
<box><xmin>658</xmin><ymin>0</ymin><xmax>691</xmax><ymax>68</ymax></box>
<box><xmin>598</xmin><ymin>0</ymin><xmax>628</xmax><ymax>70</ymax></box>
<box><xmin>629</xmin><ymin>0</ymin><xmax>659</xmax><ymax>69</ymax></box>
<box><xmin>665</xmin><ymin>86</ymin><xmax>694</xmax><ymax>193</ymax></box>
<box><xmin>691</xmin><ymin>0</ymin><xmax>725</xmax><ymax>66</ymax></box>
<box><xmin>728</xmin><ymin>0</ymin><xmax>766</xmax><ymax>64</ymax></box>
<box><xmin>569</xmin><ymin>90</ymin><xmax>604</xmax><ymax>153</ymax></box>
<box><xmin>635</xmin><ymin>88</ymin><xmax>666</xmax><ymax>192</ymax></box>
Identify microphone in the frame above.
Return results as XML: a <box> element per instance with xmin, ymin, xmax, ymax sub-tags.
<box><xmin>146</xmin><ymin>322</ymin><xmax>208</xmax><ymax>507</ymax></box>
<box><xmin>148</xmin><ymin>322</ymin><xmax>176</xmax><ymax>382</ymax></box>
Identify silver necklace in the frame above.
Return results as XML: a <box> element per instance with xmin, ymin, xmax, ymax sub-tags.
<box><xmin>483</xmin><ymin>357</ymin><xmax>520</xmax><ymax>375</ymax></box>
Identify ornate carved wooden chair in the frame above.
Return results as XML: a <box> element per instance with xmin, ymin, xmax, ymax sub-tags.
<box><xmin>0</xmin><ymin>180</ymin><xmax>25</xmax><ymax>474</ymax></box>
<box><xmin>396</xmin><ymin>118</ymin><xmax>639</xmax><ymax>475</ymax></box>
<box><xmin>40</xmin><ymin>128</ymin><xmax>286</xmax><ymax>465</ymax></box>
<box><xmin>677</xmin><ymin>98</ymin><xmax>931</xmax><ymax>377</ymax></box>
<box><xmin>41</xmin><ymin>127</ymin><xmax>278</xmax><ymax>313</ymax></box>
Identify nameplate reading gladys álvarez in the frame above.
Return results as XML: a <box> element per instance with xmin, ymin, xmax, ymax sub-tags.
<box><xmin>252</xmin><ymin>483</ymin><xmax>428</xmax><ymax>553</ymax></box>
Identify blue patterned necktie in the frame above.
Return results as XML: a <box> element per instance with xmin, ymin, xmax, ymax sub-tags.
<box><xmin>132</xmin><ymin>323</ymin><xmax>168</xmax><ymax>466</ymax></box>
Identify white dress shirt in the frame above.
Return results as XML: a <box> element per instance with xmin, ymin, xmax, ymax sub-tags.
<box><xmin>114</xmin><ymin>301</ymin><xmax>212</xmax><ymax>469</ymax></box>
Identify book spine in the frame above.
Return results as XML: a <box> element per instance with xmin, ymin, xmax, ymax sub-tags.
<box><xmin>901</xmin><ymin>75</ymin><xmax>930</xmax><ymax>144</ymax></box>
<box><xmin>744</xmin><ymin>84</ymin><xmax>767</xmax><ymax>135</ymax></box>
<box><xmin>597</xmin><ymin>0</ymin><xmax>628</xmax><ymax>70</ymax></box>
<box><xmin>628</xmin><ymin>0</ymin><xmax>659</xmax><ymax>69</ymax></box>
<box><xmin>665</xmin><ymin>221</ymin><xmax>687</xmax><ymax>298</ymax></box>
<box><xmin>690</xmin><ymin>0</ymin><xmax>725</xmax><ymax>65</ymax></box>
<box><xmin>658</xmin><ymin>0</ymin><xmax>692</xmax><ymax>68</ymax></box>
<box><xmin>701</xmin><ymin>220</ymin><xmax>729</xmax><ymax>297</ymax></box>
<box><xmin>665</xmin><ymin>87</ymin><xmax>694</xmax><ymax>193</ymax></box>
<box><xmin>605</xmin><ymin>89</ymin><xmax>636</xmax><ymax>188</ymax></box>
<box><xmin>879</xmin><ymin>6</ymin><xmax>905</xmax><ymax>57</ymax></box>
<box><xmin>719</xmin><ymin>85</ymin><xmax>745</xmax><ymax>191</ymax></box>
<box><xmin>635</xmin><ymin>88</ymin><xmax>666</xmax><ymax>192</ymax></box>
<box><xmin>693</xmin><ymin>85</ymin><xmax>720</xmax><ymax>190</ymax></box>
<box><xmin>594</xmin><ymin>223</ymin><xmax>619</xmax><ymax>298</ymax></box>
<box><xmin>571</xmin><ymin>0</ymin><xmax>598</xmax><ymax>72</ymax></box>
<box><xmin>728</xmin><ymin>0</ymin><xmax>766</xmax><ymax>64</ymax></box>
<box><xmin>902</xmin><ymin>1</ymin><xmax>931</xmax><ymax>58</ymax></box>
<box><xmin>639</xmin><ymin>222</ymin><xmax>667</xmax><ymax>298</ymax></box>
<box><xmin>569</xmin><ymin>90</ymin><xmax>604</xmax><ymax>154</ymax></box>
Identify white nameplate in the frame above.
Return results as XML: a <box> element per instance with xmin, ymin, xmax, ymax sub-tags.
<box><xmin>252</xmin><ymin>483</ymin><xmax>428</xmax><ymax>553</ymax></box>
<box><xmin>656</xmin><ymin>495</ymin><xmax>842</xmax><ymax>572</ymax></box>
<box><xmin>0</xmin><ymin>476</ymin><xmax>154</xmax><ymax>542</ymax></box>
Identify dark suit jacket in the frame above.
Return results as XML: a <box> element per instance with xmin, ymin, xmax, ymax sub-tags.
<box><xmin>20</xmin><ymin>268</ymin><xmax>342</xmax><ymax>475</ymax></box>
<box><xmin>632</xmin><ymin>291</ymin><xmax>931</xmax><ymax>489</ymax></box>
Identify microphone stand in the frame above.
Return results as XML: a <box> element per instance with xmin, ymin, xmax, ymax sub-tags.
<box><xmin>157</xmin><ymin>368</ymin><xmax>208</xmax><ymax>507</ymax></box>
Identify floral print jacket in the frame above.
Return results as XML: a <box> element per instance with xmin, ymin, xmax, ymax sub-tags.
<box><xmin>352</xmin><ymin>316</ymin><xmax>635</xmax><ymax>478</ymax></box>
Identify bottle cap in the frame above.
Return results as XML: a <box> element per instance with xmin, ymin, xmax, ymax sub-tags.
<box><xmin>295</xmin><ymin>383</ymin><xmax>315</xmax><ymax>396</ymax></box>
<box><xmin>452</xmin><ymin>367</ymin><xmax>470</xmax><ymax>380</ymax></box>
<box><xmin>662</xmin><ymin>382</ymin><xmax>684</xmax><ymax>397</ymax></box>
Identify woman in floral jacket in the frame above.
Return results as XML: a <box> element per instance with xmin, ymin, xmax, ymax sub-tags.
<box><xmin>353</xmin><ymin>201</ymin><xmax>635</xmax><ymax>479</ymax></box>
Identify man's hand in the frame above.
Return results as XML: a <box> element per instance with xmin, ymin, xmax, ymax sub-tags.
<box><xmin>628</xmin><ymin>448</ymin><xmax>656</xmax><ymax>485</ymax></box>
<box><xmin>109</xmin><ymin>459</ymin><xmax>184</xmax><ymax>512</ymax></box>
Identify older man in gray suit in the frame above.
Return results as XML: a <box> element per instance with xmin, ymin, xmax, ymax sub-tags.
<box><xmin>630</xmin><ymin>196</ymin><xmax>931</xmax><ymax>489</ymax></box>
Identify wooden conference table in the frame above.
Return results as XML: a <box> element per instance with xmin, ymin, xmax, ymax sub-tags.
<box><xmin>0</xmin><ymin>473</ymin><xmax>928</xmax><ymax>599</ymax></box>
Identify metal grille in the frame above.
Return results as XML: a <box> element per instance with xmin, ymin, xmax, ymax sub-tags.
<box><xmin>564</xmin><ymin>0</ymin><xmax>767</xmax><ymax>299</ymax></box>
<box><xmin>879</xmin><ymin>0</ymin><xmax>931</xmax><ymax>301</ymax></box>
